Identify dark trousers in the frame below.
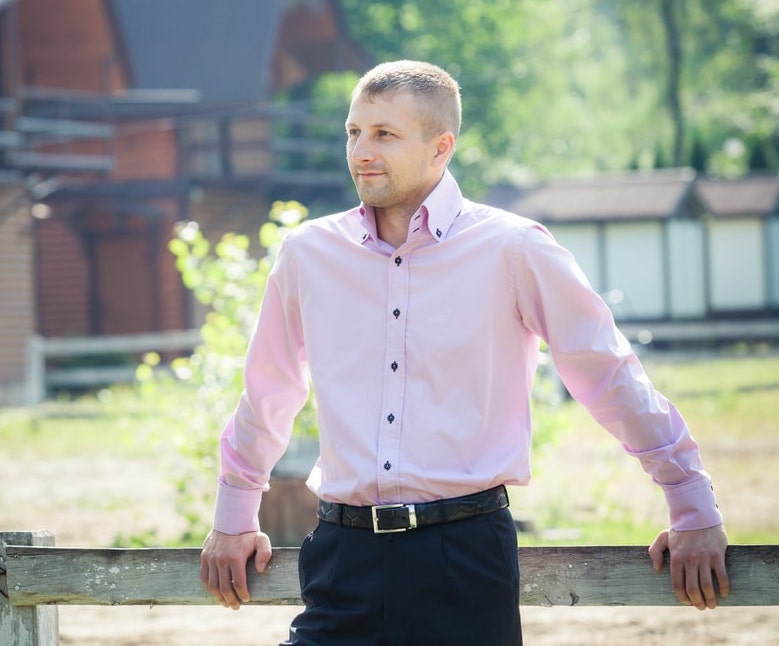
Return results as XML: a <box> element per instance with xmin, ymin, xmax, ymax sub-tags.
<box><xmin>281</xmin><ymin>507</ymin><xmax>522</xmax><ymax>646</ymax></box>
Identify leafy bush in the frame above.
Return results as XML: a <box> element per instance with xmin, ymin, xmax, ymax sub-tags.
<box><xmin>135</xmin><ymin>201</ymin><xmax>314</xmax><ymax>543</ymax></box>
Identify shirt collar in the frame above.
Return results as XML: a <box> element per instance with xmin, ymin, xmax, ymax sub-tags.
<box><xmin>357</xmin><ymin>169</ymin><xmax>464</xmax><ymax>246</ymax></box>
<box><xmin>422</xmin><ymin>168</ymin><xmax>463</xmax><ymax>242</ymax></box>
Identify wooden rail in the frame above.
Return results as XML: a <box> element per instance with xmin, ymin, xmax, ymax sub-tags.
<box><xmin>23</xmin><ymin>329</ymin><xmax>202</xmax><ymax>404</ymax></box>
<box><xmin>1</xmin><ymin>532</ymin><xmax>778</xmax><ymax>645</ymax></box>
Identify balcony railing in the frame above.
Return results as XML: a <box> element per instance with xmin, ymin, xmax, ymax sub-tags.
<box><xmin>177</xmin><ymin>100</ymin><xmax>350</xmax><ymax>190</ymax></box>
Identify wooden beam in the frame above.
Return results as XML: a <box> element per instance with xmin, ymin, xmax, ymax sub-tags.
<box><xmin>0</xmin><ymin>532</ymin><xmax>59</xmax><ymax>646</ymax></box>
<box><xmin>45</xmin><ymin>365</ymin><xmax>138</xmax><ymax>388</ymax></box>
<box><xmin>6</xmin><ymin>545</ymin><xmax>778</xmax><ymax>608</ymax></box>
<box><xmin>40</xmin><ymin>329</ymin><xmax>201</xmax><ymax>357</ymax></box>
<box><xmin>7</xmin><ymin>151</ymin><xmax>115</xmax><ymax>173</ymax></box>
<box><xmin>17</xmin><ymin>116</ymin><xmax>115</xmax><ymax>139</ymax></box>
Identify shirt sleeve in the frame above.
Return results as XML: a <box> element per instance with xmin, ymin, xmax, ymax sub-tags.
<box><xmin>514</xmin><ymin>224</ymin><xmax>722</xmax><ymax>532</ymax></box>
<box><xmin>213</xmin><ymin>237</ymin><xmax>310</xmax><ymax>535</ymax></box>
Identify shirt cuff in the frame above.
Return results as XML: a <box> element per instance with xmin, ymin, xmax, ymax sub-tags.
<box><xmin>213</xmin><ymin>479</ymin><xmax>263</xmax><ymax>535</ymax></box>
<box><xmin>663</xmin><ymin>476</ymin><xmax>723</xmax><ymax>531</ymax></box>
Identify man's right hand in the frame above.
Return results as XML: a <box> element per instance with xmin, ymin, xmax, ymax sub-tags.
<box><xmin>200</xmin><ymin>528</ymin><xmax>273</xmax><ymax>610</ymax></box>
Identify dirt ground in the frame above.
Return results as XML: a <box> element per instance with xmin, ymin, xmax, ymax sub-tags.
<box><xmin>4</xmin><ymin>441</ymin><xmax>779</xmax><ymax>644</ymax></box>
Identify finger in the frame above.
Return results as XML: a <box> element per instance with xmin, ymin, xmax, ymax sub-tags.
<box><xmin>199</xmin><ymin>552</ymin><xmax>210</xmax><ymax>590</ymax></box>
<box><xmin>670</xmin><ymin>552</ymin><xmax>692</xmax><ymax>606</ymax></box>
<box><xmin>230</xmin><ymin>566</ymin><xmax>251</xmax><ymax>604</ymax></box>
<box><xmin>697</xmin><ymin>565</ymin><xmax>718</xmax><ymax>610</ymax></box>
<box><xmin>254</xmin><ymin>548</ymin><xmax>271</xmax><ymax>573</ymax></box>
<box><xmin>714</xmin><ymin>556</ymin><xmax>730</xmax><ymax>599</ymax></box>
<box><xmin>684</xmin><ymin>562</ymin><xmax>706</xmax><ymax>610</ymax></box>
<box><xmin>199</xmin><ymin>553</ymin><xmax>227</xmax><ymax>607</ymax></box>
<box><xmin>205</xmin><ymin>562</ymin><xmax>229</xmax><ymax>608</ymax></box>
<box><xmin>648</xmin><ymin>530</ymin><xmax>669</xmax><ymax>571</ymax></box>
<box><xmin>218</xmin><ymin>565</ymin><xmax>244</xmax><ymax>610</ymax></box>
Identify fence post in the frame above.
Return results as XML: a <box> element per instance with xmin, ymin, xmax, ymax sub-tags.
<box><xmin>23</xmin><ymin>335</ymin><xmax>45</xmax><ymax>406</ymax></box>
<box><xmin>0</xmin><ymin>531</ymin><xmax>58</xmax><ymax>646</ymax></box>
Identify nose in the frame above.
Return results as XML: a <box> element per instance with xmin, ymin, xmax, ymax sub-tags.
<box><xmin>348</xmin><ymin>133</ymin><xmax>375</xmax><ymax>164</ymax></box>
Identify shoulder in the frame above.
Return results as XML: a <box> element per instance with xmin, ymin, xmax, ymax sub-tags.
<box><xmin>458</xmin><ymin>198</ymin><xmax>554</xmax><ymax>245</ymax></box>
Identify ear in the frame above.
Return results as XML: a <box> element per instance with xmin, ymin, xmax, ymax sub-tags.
<box><xmin>432</xmin><ymin>131</ymin><xmax>456</xmax><ymax>167</ymax></box>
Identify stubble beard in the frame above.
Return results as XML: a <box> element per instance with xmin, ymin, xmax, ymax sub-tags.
<box><xmin>352</xmin><ymin>170</ymin><xmax>396</xmax><ymax>208</ymax></box>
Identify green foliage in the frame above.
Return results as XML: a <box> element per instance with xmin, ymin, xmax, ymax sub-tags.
<box><xmin>331</xmin><ymin>0</ymin><xmax>779</xmax><ymax>185</ymax></box>
<box><xmin>135</xmin><ymin>201</ymin><xmax>314</xmax><ymax>544</ymax></box>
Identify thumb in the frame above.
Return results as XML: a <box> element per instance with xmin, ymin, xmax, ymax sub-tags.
<box><xmin>253</xmin><ymin>532</ymin><xmax>272</xmax><ymax>573</ymax></box>
<box><xmin>648</xmin><ymin>529</ymin><xmax>670</xmax><ymax>571</ymax></box>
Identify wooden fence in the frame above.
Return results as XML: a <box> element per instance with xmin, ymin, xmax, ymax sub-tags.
<box><xmin>23</xmin><ymin>329</ymin><xmax>201</xmax><ymax>404</ymax></box>
<box><xmin>1</xmin><ymin>531</ymin><xmax>777</xmax><ymax>645</ymax></box>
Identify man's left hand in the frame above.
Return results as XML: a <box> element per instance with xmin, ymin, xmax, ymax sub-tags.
<box><xmin>649</xmin><ymin>524</ymin><xmax>729</xmax><ymax>610</ymax></box>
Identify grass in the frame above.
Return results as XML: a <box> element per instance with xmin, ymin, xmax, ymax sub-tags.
<box><xmin>0</xmin><ymin>387</ymin><xmax>159</xmax><ymax>459</ymax></box>
<box><xmin>2</xmin><ymin>351</ymin><xmax>778</xmax><ymax>547</ymax></box>
<box><xmin>519</xmin><ymin>350</ymin><xmax>779</xmax><ymax>546</ymax></box>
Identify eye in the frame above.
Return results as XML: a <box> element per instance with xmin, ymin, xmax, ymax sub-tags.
<box><xmin>346</xmin><ymin>128</ymin><xmax>360</xmax><ymax>138</ymax></box>
<box><xmin>377</xmin><ymin>130</ymin><xmax>392</xmax><ymax>138</ymax></box>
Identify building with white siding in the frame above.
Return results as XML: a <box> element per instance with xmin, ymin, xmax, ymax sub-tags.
<box><xmin>486</xmin><ymin>169</ymin><xmax>779</xmax><ymax>344</ymax></box>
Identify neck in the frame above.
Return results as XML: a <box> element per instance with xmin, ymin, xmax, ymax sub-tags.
<box><xmin>375</xmin><ymin>206</ymin><xmax>414</xmax><ymax>249</ymax></box>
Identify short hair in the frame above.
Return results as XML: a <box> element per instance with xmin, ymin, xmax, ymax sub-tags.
<box><xmin>352</xmin><ymin>60</ymin><xmax>462</xmax><ymax>140</ymax></box>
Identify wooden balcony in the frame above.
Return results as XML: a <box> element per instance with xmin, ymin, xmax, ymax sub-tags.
<box><xmin>178</xmin><ymin>101</ymin><xmax>351</xmax><ymax>193</ymax></box>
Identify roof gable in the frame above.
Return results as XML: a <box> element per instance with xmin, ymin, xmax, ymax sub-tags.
<box><xmin>696</xmin><ymin>175</ymin><xmax>779</xmax><ymax>218</ymax></box>
<box><xmin>109</xmin><ymin>0</ymin><xmax>284</xmax><ymax>105</ymax></box>
<box><xmin>487</xmin><ymin>169</ymin><xmax>699</xmax><ymax>223</ymax></box>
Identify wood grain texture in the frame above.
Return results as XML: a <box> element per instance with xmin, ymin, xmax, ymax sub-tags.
<box><xmin>6</xmin><ymin>544</ymin><xmax>778</xmax><ymax>608</ymax></box>
<box><xmin>0</xmin><ymin>531</ymin><xmax>59</xmax><ymax>646</ymax></box>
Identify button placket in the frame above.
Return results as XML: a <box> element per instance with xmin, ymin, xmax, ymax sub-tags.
<box><xmin>377</xmin><ymin>250</ymin><xmax>410</xmax><ymax>502</ymax></box>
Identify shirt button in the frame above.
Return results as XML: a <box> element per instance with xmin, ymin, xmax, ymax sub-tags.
<box><xmin>393</xmin><ymin>308</ymin><xmax>401</xmax><ymax>318</ymax></box>
<box><xmin>384</xmin><ymin>461</ymin><xmax>392</xmax><ymax>471</ymax></box>
<box><xmin>390</xmin><ymin>361</ymin><xmax>398</xmax><ymax>372</ymax></box>
<box><xmin>435</xmin><ymin>228</ymin><xmax>442</xmax><ymax>238</ymax></box>
<box><xmin>394</xmin><ymin>256</ymin><xmax>402</xmax><ymax>266</ymax></box>
<box><xmin>387</xmin><ymin>413</ymin><xmax>395</xmax><ymax>423</ymax></box>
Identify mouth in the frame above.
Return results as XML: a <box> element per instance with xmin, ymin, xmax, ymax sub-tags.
<box><xmin>354</xmin><ymin>168</ymin><xmax>385</xmax><ymax>179</ymax></box>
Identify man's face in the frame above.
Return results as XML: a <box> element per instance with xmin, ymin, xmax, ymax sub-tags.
<box><xmin>345</xmin><ymin>91</ymin><xmax>443</xmax><ymax>215</ymax></box>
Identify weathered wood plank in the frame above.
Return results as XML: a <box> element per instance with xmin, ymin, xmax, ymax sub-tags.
<box><xmin>6</xmin><ymin>545</ymin><xmax>778</xmax><ymax>608</ymax></box>
<box><xmin>7</xmin><ymin>547</ymin><xmax>301</xmax><ymax>607</ymax></box>
<box><xmin>517</xmin><ymin>545</ymin><xmax>779</xmax><ymax>606</ymax></box>
<box><xmin>0</xmin><ymin>531</ymin><xmax>59</xmax><ymax>646</ymax></box>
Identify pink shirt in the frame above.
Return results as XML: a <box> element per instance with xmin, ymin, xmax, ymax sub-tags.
<box><xmin>214</xmin><ymin>170</ymin><xmax>722</xmax><ymax>535</ymax></box>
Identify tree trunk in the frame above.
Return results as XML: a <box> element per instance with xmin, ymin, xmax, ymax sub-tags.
<box><xmin>660</xmin><ymin>0</ymin><xmax>684</xmax><ymax>166</ymax></box>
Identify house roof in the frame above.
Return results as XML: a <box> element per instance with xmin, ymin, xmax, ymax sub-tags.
<box><xmin>20</xmin><ymin>0</ymin><xmax>368</xmax><ymax>123</ymax></box>
<box><xmin>696</xmin><ymin>175</ymin><xmax>779</xmax><ymax>218</ymax></box>
<box><xmin>486</xmin><ymin>169</ymin><xmax>699</xmax><ymax>223</ymax></box>
<box><xmin>108</xmin><ymin>0</ymin><xmax>284</xmax><ymax>106</ymax></box>
<box><xmin>107</xmin><ymin>0</ymin><xmax>367</xmax><ymax>107</ymax></box>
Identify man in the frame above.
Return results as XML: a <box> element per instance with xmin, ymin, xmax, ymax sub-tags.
<box><xmin>200</xmin><ymin>60</ymin><xmax>729</xmax><ymax>645</ymax></box>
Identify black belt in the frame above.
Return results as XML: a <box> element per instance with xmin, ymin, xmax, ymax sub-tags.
<box><xmin>317</xmin><ymin>485</ymin><xmax>509</xmax><ymax>534</ymax></box>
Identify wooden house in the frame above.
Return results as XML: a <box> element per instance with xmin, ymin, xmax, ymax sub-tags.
<box><xmin>0</xmin><ymin>0</ymin><xmax>367</xmax><ymax>404</ymax></box>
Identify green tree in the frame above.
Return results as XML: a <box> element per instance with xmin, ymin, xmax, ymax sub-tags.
<box><xmin>331</xmin><ymin>0</ymin><xmax>778</xmax><ymax>182</ymax></box>
<box><xmin>610</xmin><ymin>0</ymin><xmax>779</xmax><ymax>175</ymax></box>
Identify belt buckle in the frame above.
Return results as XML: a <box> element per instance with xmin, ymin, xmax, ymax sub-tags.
<box><xmin>371</xmin><ymin>503</ymin><xmax>417</xmax><ymax>533</ymax></box>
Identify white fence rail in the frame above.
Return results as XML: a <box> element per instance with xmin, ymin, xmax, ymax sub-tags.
<box><xmin>23</xmin><ymin>329</ymin><xmax>201</xmax><ymax>404</ymax></box>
